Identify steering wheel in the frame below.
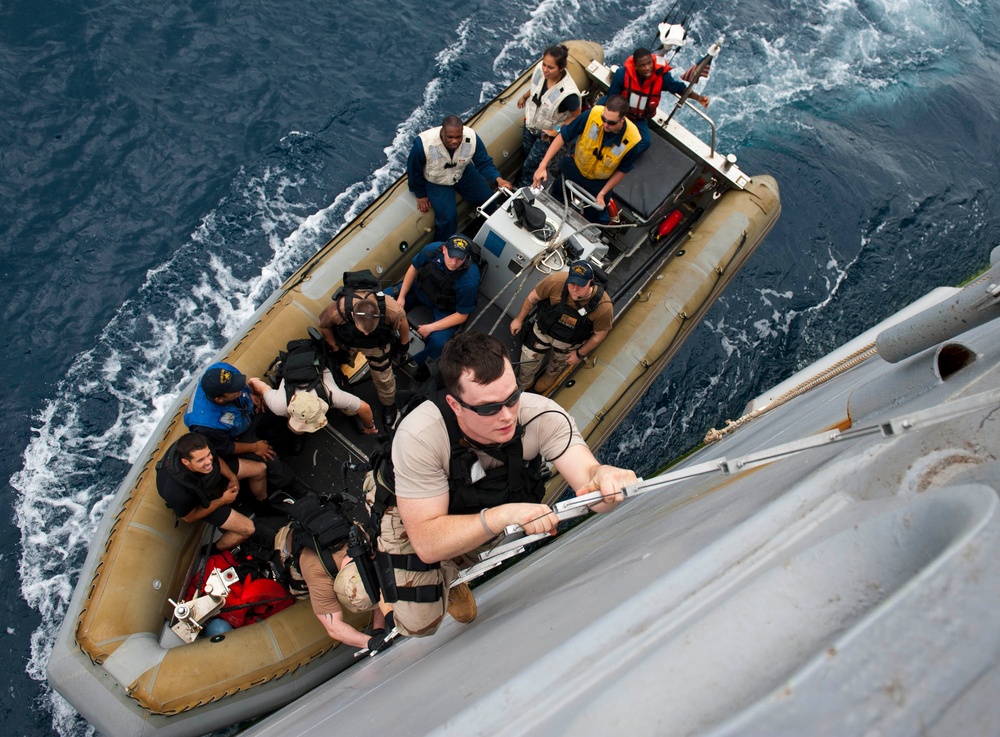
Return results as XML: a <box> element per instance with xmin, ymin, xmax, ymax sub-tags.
<box><xmin>563</xmin><ymin>180</ymin><xmax>605</xmax><ymax>211</ymax></box>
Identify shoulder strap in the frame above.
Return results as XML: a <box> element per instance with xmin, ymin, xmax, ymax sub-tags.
<box><xmin>585</xmin><ymin>284</ymin><xmax>606</xmax><ymax>314</ymax></box>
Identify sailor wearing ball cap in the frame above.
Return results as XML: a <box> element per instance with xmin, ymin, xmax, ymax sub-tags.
<box><xmin>510</xmin><ymin>259</ymin><xmax>613</xmax><ymax>393</ymax></box>
<box><xmin>391</xmin><ymin>234</ymin><xmax>481</xmax><ymax>375</ymax></box>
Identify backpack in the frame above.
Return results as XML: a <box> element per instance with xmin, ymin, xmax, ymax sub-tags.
<box><xmin>284</xmin><ymin>492</ymin><xmax>354</xmax><ymax>578</ymax></box>
<box><xmin>264</xmin><ymin>331</ymin><xmax>345</xmax><ymax>402</ymax></box>
<box><xmin>339</xmin><ymin>269</ymin><xmax>382</xmax><ymax>294</ymax></box>
<box><xmin>275</xmin><ymin>481</ymin><xmax>383</xmax><ymax>607</ymax></box>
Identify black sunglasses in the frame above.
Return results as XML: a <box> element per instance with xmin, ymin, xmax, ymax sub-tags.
<box><xmin>601</xmin><ymin>115</ymin><xmax>622</xmax><ymax>126</ymax></box>
<box><xmin>452</xmin><ymin>387</ymin><xmax>522</xmax><ymax>416</ymax></box>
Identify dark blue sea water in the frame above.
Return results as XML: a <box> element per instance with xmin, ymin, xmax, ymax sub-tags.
<box><xmin>2</xmin><ymin>0</ymin><xmax>998</xmax><ymax>733</ymax></box>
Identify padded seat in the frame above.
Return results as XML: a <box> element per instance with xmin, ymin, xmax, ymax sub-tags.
<box><xmin>612</xmin><ymin>134</ymin><xmax>698</xmax><ymax>222</ymax></box>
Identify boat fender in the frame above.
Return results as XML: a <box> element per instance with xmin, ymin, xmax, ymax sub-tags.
<box><xmin>204</xmin><ymin>618</ymin><xmax>233</xmax><ymax>639</ymax></box>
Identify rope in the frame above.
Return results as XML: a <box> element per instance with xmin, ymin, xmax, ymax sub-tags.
<box><xmin>704</xmin><ymin>343</ymin><xmax>878</xmax><ymax>443</ymax></box>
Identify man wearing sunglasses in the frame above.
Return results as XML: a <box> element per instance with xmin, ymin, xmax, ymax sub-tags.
<box><xmin>531</xmin><ymin>94</ymin><xmax>641</xmax><ymax>223</ymax></box>
<box><xmin>373</xmin><ymin>332</ymin><xmax>636</xmax><ymax>638</ymax></box>
<box><xmin>407</xmin><ymin>115</ymin><xmax>514</xmax><ymax>241</ymax></box>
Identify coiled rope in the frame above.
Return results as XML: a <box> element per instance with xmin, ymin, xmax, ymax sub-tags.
<box><xmin>704</xmin><ymin>343</ymin><xmax>878</xmax><ymax>443</ymax></box>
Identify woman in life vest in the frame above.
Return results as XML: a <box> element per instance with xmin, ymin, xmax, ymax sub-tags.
<box><xmin>516</xmin><ymin>44</ymin><xmax>582</xmax><ymax>187</ymax></box>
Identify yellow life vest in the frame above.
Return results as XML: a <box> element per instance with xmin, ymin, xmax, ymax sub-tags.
<box><xmin>572</xmin><ymin>106</ymin><xmax>640</xmax><ymax>180</ymax></box>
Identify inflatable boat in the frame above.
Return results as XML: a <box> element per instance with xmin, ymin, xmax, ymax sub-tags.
<box><xmin>47</xmin><ymin>38</ymin><xmax>780</xmax><ymax>737</ymax></box>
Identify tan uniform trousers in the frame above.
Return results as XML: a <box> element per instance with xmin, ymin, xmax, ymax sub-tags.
<box><xmin>357</xmin><ymin>343</ymin><xmax>396</xmax><ymax>407</ymax></box>
<box><xmin>367</xmin><ymin>473</ymin><xmax>472</xmax><ymax>638</ymax></box>
<box><xmin>517</xmin><ymin>324</ymin><xmax>579</xmax><ymax>388</ymax></box>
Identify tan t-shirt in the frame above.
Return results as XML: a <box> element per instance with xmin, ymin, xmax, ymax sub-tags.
<box><xmin>534</xmin><ymin>273</ymin><xmax>613</xmax><ymax>333</ymax></box>
<box><xmin>391</xmin><ymin>392</ymin><xmax>585</xmax><ymax>500</ymax></box>
<box><xmin>318</xmin><ymin>291</ymin><xmax>408</xmax><ymax>335</ymax></box>
<box><xmin>298</xmin><ymin>547</ymin><xmax>341</xmax><ymax>618</ymax></box>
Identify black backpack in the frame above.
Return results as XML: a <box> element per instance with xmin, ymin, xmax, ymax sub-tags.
<box><xmin>285</xmin><ymin>492</ymin><xmax>354</xmax><ymax>578</ymax></box>
<box><xmin>264</xmin><ymin>329</ymin><xmax>345</xmax><ymax>403</ymax></box>
<box><xmin>337</xmin><ymin>269</ymin><xmax>382</xmax><ymax>295</ymax></box>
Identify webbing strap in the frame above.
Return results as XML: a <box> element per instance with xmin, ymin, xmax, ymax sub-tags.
<box><xmin>394</xmin><ymin>583</ymin><xmax>444</xmax><ymax>603</ymax></box>
<box><xmin>389</xmin><ymin>553</ymin><xmax>440</xmax><ymax>572</ymax></box>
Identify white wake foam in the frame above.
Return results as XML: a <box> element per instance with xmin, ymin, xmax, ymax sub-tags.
<box><xmin>9</xmin><ymin>162</ymin><xmax>333</xmax><ymax>735</ymax></box>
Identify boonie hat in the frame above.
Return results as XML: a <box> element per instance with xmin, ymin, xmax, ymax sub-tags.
<box><xmin>445</xmin><ymin>235</ymin><xmax>471</xmax><ymax>260</ymax></box>
<box><xmin>287</xmin><ymin>391</ymin><xmax>330</xmax><ymax>434</ymax></box>
<box><xmin>334</xmin><ymin>560</ymin><xmax>376</xmax><ymax>612</ymax></box>
<box><xmin>201</xmin><ymin>366</ymin><xmax>247</xmax><ymax>399</ymax></box>
<box><xmin>566</xmin><ymin>260</ymin><xmax>595</xmax><ymax>286</ymax></box>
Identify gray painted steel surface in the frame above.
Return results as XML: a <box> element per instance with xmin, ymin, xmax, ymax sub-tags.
<box><xmin>245</xmin><ymin>275</ymin><xmax>1000</xmax><ymax>737</ymax></box>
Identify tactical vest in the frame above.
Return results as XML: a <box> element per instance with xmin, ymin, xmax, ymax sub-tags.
<box><xmin>370</xmin><ymin>390</ymin><xmax>546</xmax><ymax>521</ymax></box>
<box><xmin>156</xmin><ymin>441</ymin><xmax>225</xmax><ymax>509</ymax></box>
<box><xmin>439</xmin><ymin>397</ymin><xmax>547</xmax><ymax>516</ymax></box>
<box><xmin>535</xmin><ymin>282</ymin><xmax>607</xmax><ymax>344</ymax></box>
<box><xmin>416</xmin><ymin>255</ymin><xmax>468</xmax><ymax>312</ymax></box>
<box><xmin>572</xmin><ymin>106</ymin><xmax>641</xmax><ymax>181</ymax></box>
<box><xmin>330</xmin><ymin>290</ymin><xmax>393</xmax><ymax>350</ymax></box>
<box><xmin>524</xmin><ymin>64</ymin><xmax>581</xmax><ymax>133</ymax></box>
<box><xmin>285</xmin><ymin>493</ymin><xmax>353</xmax><ymax>579</ymax></box>
<box><xmin>418</xmin><ymin>126</ymin><xmax>477</xmax><ymax>186</ymax></box>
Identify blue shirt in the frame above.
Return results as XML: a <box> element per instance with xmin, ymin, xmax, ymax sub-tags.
<box><xmin>411</xmin><ymin>242</ymin><xmax>481</xmax><ymax>315</ymax></box>
<box><xmin>406</xmin><ymin>131</ymin><xmax>503</xmax><ymax>199</ymax></box>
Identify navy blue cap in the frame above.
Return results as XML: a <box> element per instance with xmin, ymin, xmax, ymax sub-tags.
<box><xmin>445</xmin><ymin>235</ymin><xmax>471</xmax><ymax>260</ymax></box>
<box><xmin>566</xmin><ymin>261</ymin><xmax>595</xmax><ymax>286</ymax></box>
<box><xmin>201</xmin><ymin>366</ymin><xmax>247</xmax><ymax>399</ymax></box>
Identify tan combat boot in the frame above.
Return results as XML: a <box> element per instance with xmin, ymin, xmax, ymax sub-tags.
<box><xmin>532</xmin><ymin>368</ymin><xmax>562</xmax><ymax>394</ymax></box>
<box><xmin>447</xmin><ymin>583</ymin><xmax>478</xmax><ymax>623</ymax></box>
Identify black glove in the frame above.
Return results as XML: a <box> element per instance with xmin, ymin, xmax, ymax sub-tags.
<box><xmin>384</xmin><ymin>610</ymin><xmax>395</xmax><ymax>632</ymax></box>
<box><xmin>367</xmin><ymin>628</ymin><xmax>394</xmax><ymax>653</ymax></box>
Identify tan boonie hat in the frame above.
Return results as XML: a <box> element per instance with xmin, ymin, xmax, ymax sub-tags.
<box><xmin>334</xmin><ymin>560</ymin><xmax>376</xmax><ymax>612</ymax></box>
<box><xmin>287</xmin><ymin>390</ymin><xmax>329</xmax><ymax>434</ymax></box>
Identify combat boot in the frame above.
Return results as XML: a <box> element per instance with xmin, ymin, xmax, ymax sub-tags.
<box><xmin>447</xmin><ymin>582</ymin><xmax>477</xmax><ymax>624</ymax></box>
<box><xmin>532</xmin><ymin>368</ymin><xmax>562</xmax><ymax>394</ymax></box>
<box><xmin>382</xmin><ymin>403</ymin><xmax>398</xmax><ymax>428</ymax></box>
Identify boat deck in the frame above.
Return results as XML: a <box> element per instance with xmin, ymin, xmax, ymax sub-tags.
<box><xmin>278</xmin><ymin>125</ymin><xmax>697</xmax><ymax>501</ymax></box>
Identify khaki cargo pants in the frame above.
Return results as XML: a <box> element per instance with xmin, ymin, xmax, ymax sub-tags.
<box><xmin>366</xmin><ymin>473</ymin><xmax>462</xmax><ymax>637</ymax></box>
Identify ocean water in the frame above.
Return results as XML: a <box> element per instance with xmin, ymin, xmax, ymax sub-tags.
<box><xmin>2</xmin><ymin>0</ymin><xmax>998</xmax><ymax>734</ymax></box>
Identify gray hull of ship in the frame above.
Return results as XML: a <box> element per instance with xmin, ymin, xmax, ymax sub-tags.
<box><xmin>244</xmin><ymin>262</ymin><xmax>1000</xmax><ymax>735</ymax></box>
